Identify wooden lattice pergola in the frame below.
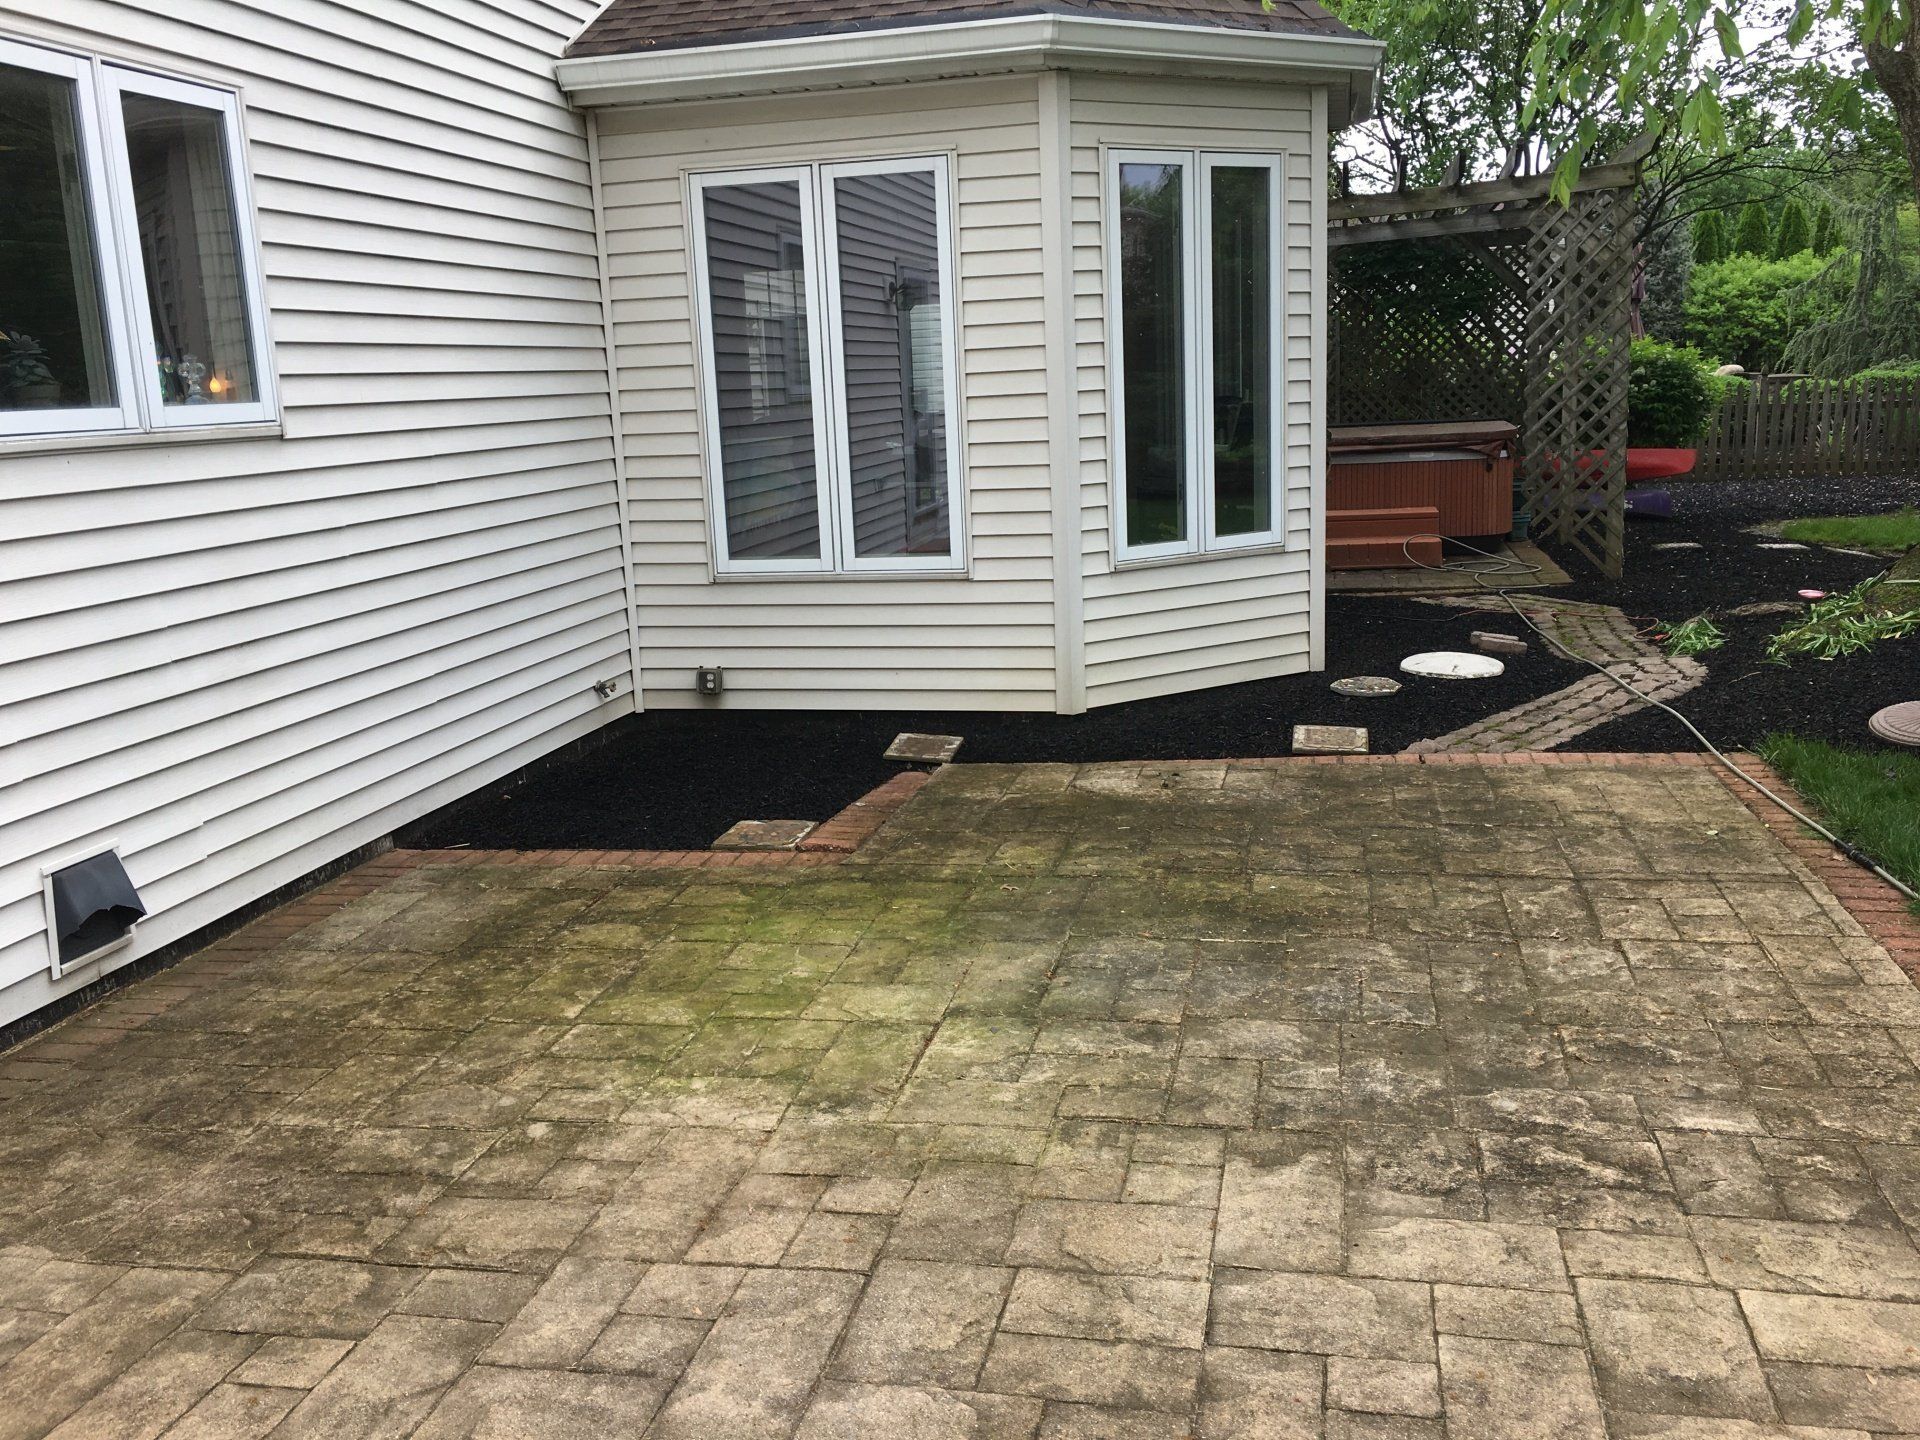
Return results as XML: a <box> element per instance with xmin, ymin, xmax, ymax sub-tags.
<box><xmin>1328</xmin><ymin>143</ymin><xmax>1648</xmax><ymax>577</ymax></box>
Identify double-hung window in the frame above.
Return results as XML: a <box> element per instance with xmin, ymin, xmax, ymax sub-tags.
<box><xmin>0</xmin><ymin>35</ymin><xmax>273</xmax><ymax>441</ymax></box>
<box><xmin>691</xmin><ymin>156</ymin><xmax>962</xmax><ymax>575</ymax></box>
<box><xmin>1108</xmin><ymin>148</ymin><xmax>1285</xmax><ymax>562</ymax></box>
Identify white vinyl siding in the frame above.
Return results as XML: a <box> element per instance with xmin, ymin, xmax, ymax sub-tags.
<box><xmin>599</xmin><ymin>78</ymin><xmax>1056</xmax><ymax>709</ymax></box>
<box><xmin>0</xmin><ymin>0</ymin><xmax>626</xmax><ymax>1026</ymax></box>
<box><xmin>1072</xmin><ymin>76</ymin><xmax>1324</xmax><ymax>706</ymax></box>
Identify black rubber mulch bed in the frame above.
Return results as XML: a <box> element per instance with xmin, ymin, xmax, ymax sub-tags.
<box><xmin>399</xmin><ymin>472</ymin><xmax>1918</xmax><ymax>851</ymax></box>
<box><xmin>399</xmin><ymin>595</ymin><xmax>1587</xmax><ymax>851</ymax></box>
<box><xmin>1555</xmin><ymin>473</ymin><xmax>1920</xmax><ymax>754</ymax></box>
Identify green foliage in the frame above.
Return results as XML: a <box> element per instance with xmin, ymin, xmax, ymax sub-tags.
<box><xmin>1783</xmin><ymin>194</ymin><xmax>1920</xmax><ymax>377</ymax></box>
<box><xmin>1733</xmin><ymin>200</ymin><xmax>1774</xmax><ymax>256</ymax></box>
<box><xmin>1778</xmin><ymin>508</ymin><xmax>1920</xmax><ymax>552</ymax></box>
<box><xmin>1758</xmin><ymin>734</ymin><xmax>1920</xmax><ymax>915</ymax></box>
<box><xmin>1849</xmin><ymin>360</ymin><xmax>1920</xmax><ymax>380</ymax></box>
<box><xmin>1772</xmin><ymin>198</ymin><xmax>1813</xmax><ymax>256</ymax></box>
<box><xmin>1684</xmin><ymin>250</ymin><xmax>1832</xmax><ymax>370</ymax></box>
<box><xmin>1766</xmin><ymin>577</ymin><xmax>1920</xmax><ymax>662</ymax></box>
<box><xmin>1628</xmin><ymin>338</ymin><xmax>1719</xmax><ymax>445</ymax></box>
<box><xmin>1692</xmin><ymin>211</ymin><xmax>1730</xmax><ymax>263</ymax></box>
<box><xmin>1658</xmin><ymin>614</ymin><xmax>1727</xmax><ymax>655</ymax></box>
<box><xmin>1811</xmin><ymin>200</ymin><xmax>1838</xmax><ymax>254</ymax></box>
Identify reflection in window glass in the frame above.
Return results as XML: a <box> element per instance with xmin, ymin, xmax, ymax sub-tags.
<box><xmin>121</xmin><ymin>93</ymin><xmax>256</xmax><ymax>406</ymax></box>
<box><xmin>1118</xmin><ymin>161</ymin><xmax>1186</xmax><ymax>548</ymax></box>
<box><xmin>1211</xmin><ymin>166</ymin><xmax>1272</xmax><ymax>536</ymax></box>
<box><xmin>834</xmin><ymin>170</ymin><xmax>949</xmax><ymax>559</ymax></box>
<box><xmin>0</xmin><ymin>61</ymin><xmax>115</xmax><ymax>413</ymax></box>
<box><xmin>702</xmin><ymin>179</ymin><xmax>822</xmax><ymax>561</ymax></box>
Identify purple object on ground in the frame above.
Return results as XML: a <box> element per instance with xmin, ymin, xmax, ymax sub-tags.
<box><xmin>1625</xmin><ymin>487</ymin><xmax>1673</xmax><ymax>518</ymax></box>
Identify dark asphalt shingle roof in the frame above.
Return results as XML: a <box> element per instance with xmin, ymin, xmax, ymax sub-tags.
<box><xmin>567</xmin><ymin>0</ymin><xmax>1361</xmax><ymax>59</ymax></box>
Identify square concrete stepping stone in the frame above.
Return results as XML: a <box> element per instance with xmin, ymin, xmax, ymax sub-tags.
<box><xmin>1472</xmin><ymin>631</ymin><xmax>1528</xmax><ymax>656</ymax></box>
<box><xmin>886</xmin><ymin>733</ymin><xmax>964</xmax><ymax>764</ymax></box>
<box><xmin>1293</xmin><ymin>725</ymin><xmax>1369</xmax><ymax>755</ymax></box>
<box><xmin>713</xmin><ymin>819</ymin><xmax>817</xmax><ymax>851</ymax></box>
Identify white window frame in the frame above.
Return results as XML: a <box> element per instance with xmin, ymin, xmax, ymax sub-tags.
<box><xmin>0</xmin><ymin>36</ymin><xmax>141</xmax><ymax>437</ymax></box>
<box><xmin>1107</xmin><ymin>147</ymin><xmax>1288</xmax><ymax>564</ymax></box>
<box><xmin>98</xmin><ymin>65</ymin><xmax>278</xmax><ymax>428</ymax></box>
<box><xmin>690</xmin><ymin>154</ymin><xmax>965</xmax><ymax>578</ymax></box>
<box><xmin>689</xmin><ymin>164</ymin><xmax>839</xmax><ymax>576</ymax></box>
<box><xmin>0</xmin><ymin>34</ymin><xmax>276</xmax><ymax>441</ymax></box>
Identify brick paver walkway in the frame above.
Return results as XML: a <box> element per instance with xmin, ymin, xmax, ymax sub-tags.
<box><xmin>4</xmin><ymin>759</ymin><xmax>1920</xmax><ymax>1437</ymax></box>
<box><xmin>1408</xmin><ymin>598</ymin><xmax>1706</xmax><ymax>754</ymax></box>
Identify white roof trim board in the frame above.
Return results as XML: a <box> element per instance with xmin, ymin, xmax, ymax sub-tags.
<box><xmin>554</xmin><ymin>13</ymin><xmax>1384</xmax><ymax>121</ymax></box>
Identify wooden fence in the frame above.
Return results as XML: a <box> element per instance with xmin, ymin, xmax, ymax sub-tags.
<box><xmin>1693</xmin><ymin>377</ymin><xmax>1920</xmax><ymax>481</ymax></box>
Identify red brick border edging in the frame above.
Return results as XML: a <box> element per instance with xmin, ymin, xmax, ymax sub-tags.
<box><xmin>392</xmin><ymin>767</ymin><xmax>934</xmax><ymax>873</ymax></box>
<box><xmin>1715</xmin><ymin>751</ymin><xmax>1920</xmax><ymax>979</ymax></box>
<box><xmin>242</xmin><ymin>754</ymin><xmax>1918</xmax><ymax>978</ymax></box>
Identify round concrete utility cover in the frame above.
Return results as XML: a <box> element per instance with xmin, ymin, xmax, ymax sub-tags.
<box><xmin>1400</xmin><ymin>651</ymin><xmax>1506</xmax><ymax>680</ymax></box>
<box><xmin>1869</xmin><ymin>701</ymin><xmax>1920</xmax><ymax>747</ymax></box>
<box><xmin>1332</xmin><ymin>676</ymin><xmax>1403</xmax><ymax>697</ymax></box>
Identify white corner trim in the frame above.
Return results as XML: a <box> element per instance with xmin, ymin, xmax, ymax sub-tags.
<box><xmin>586</xmin><ymin>109</ymin><xmax>645</xmax><ymax>715</ymax></box>
<box><xmin>1037</xmin><ymin>70</ymin><xmax>1086</xmax><ymax>716</ymax></box>
<box><xmin>557</xmin><ymin>14</ymin><xmax>1383</xmax><ymax>122</ymax></box>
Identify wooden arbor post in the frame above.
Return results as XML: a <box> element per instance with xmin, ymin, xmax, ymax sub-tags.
<box><xmin>1519</xmin><ymin>184</ymin><xmax>1637</xmax><ymax>577</ymax></box>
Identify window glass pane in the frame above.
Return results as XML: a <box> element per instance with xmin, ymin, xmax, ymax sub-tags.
<box><xmin>121</xmin><ymin>92</ymin><xmax>257</xmax><ymax>406</ymax></box>
<box><xmin>0</xmin><ymin>61</ymin><xmax>115</xmax><ymax>414</ymax></box>
<box><xmin>834</xmin><ymin>169</ymin><xmax>949</xmax><ymax>560</ymax></box>
<box><xmin>702</xmin><ymin>179</ymin><xmax>822</xmax><ymax>561</ymax></box>
<box><xmin>1118</xmin><ymin>161</ymin><xmax>1187</xmax><ymax>548</ymax></box>
<box><xmin>1211</xmin><ymin>165</ymin><xmax>1273</xmax><ymax>536</ymax></box>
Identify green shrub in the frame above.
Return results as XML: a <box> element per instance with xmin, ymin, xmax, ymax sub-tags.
<box><xmin>1811</xmin><ymin>200</ymin><xmax>1838</xmax><ymax>256</ymax></box>
<box><xmin>1684</xmin><ymin>251</ymin><xmax>1832</xmax><ymax>371</ymax></box>
<box><xmin>1627</xmin><ymin>339</ymin><xmax>1718</xmax><ymax>447</ymax></box>
<box><xmin>1692</xmin><ymin>211</ymin><xmax>1729</xmax><ymax>265</ymax></box>
<box><xmin>1733</xmin><ymin>200</ymin><xmax>1773</xmax><ymax>257</ymax></box>
<box><xmin>1772</xmin><ymin>199</ymin><xmax>1812</xmax><ymax>258</ymax></box>
<box><xmin>1849</xmin><ymin>360</ymin><xmax>1920</xmax><ymax>382</ymax></box>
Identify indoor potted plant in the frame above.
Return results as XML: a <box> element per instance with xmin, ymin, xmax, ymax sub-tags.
<box><xmin>2</xmin><ymin>328</ymin><xmax>61</xmax><ymax>408</ymax></box>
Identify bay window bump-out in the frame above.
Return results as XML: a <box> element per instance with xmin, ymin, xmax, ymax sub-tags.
<box><xmin>0</xmin><ymin>35</ymin><xmax>273</xmax><ymax>441</ymax></box>
<box><xmin>691</xmin><ymin>155</ymin><xmax>963</xmax><ymax>577</ymax></box>
<box><xmin>1108</xmin><ymin>147</ymin><xmax>1287</xmax><ymax>563</ymax></box>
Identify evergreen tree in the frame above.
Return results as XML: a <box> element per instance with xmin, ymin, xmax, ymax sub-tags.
<box><xmin>1692</xmin><ymin>211</ymin><xmax>1729</xmax><ymax>264</ymax></box>
<box><xmin>1733</xmin><ymin>200</ymin><xmax>1773</xmax><ymax>257</ymax></box>
<box><xmin>1811</xmin><ymin>200</ymin><xmax>1838</xmax><ymax>255</ymax></box>
<box><xmin>1772</xmin><ymin>199</ymin><xmax>1812</xmax><ymax>257</ymax></box>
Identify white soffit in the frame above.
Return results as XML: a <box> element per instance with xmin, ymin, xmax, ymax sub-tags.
<box><xmin>555</xmin><ymin>14</ymin><xmax>1385</xmax><ymax>124</ymax></box>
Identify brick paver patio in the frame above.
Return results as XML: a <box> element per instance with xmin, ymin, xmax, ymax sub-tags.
<box><xmin>4</xmin><ymin>759</ymin><xmax>1920</xmax><ymax>1437</ymax></box>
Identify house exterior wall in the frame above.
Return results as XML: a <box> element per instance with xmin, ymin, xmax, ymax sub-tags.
<box><xmin>1071</xmin><ymin>75</ymin><xmax>1327</xmax><ymax>706</ymax></box>
<box><xmin>597</xmin><ymin>78</ymin><xmax>1059</xmax><ymax>711</ymax></box>
<box><xmin>597</xmin><ymin>70</ymin><xmax>1327</xmax><ymax>714</ymax></box>
<box><xmin>0</xmin><ymin>0</ymin><xmax>627</xmax><ymax>1026</ymax></box>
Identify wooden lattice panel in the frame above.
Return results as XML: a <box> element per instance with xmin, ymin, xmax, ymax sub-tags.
<box><xmin>1519</xmin><ymin>189</ymin><xmax>1635</xmax><ymax>578</ymax></box>
<box><xmin>1329</xmin><ymin>241</ymin><xmax>1526</xmax><ymax>428</ymax></box>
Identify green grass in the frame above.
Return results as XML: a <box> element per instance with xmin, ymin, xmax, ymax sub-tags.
<box><xmin>1657</xmin><ymin>614</ymin><xmax>1727</xmax><ymax>656</ymax></box>
<box><xmin>1767</xmin><ymin>577</ymin><xmax>1920</xmax><ymax>662</ymax></box>
<box><xmin>1778</xmin><ymin>508</ymin><xmax>1920</xmax><ymax>553</ymax></box>
<box><xmin>1758</xmin><ymin>734</ymin><xmax>1920</xmax><ymax>915</ymax></box>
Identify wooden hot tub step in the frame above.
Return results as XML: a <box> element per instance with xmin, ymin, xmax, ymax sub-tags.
<box><xmin>1327</xmin><ymin>506</ymin><xmax>1442</xmax><ymax>570</ymax></box>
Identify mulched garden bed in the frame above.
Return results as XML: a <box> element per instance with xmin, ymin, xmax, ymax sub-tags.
<box><xmin>1548</xmin><ymin>473</ymin><xmax>1920</xmax><ymax>753</ymax></box>
<box><xmin>398</xmin><ymin>593</ymin><xmax>1585</xmax><ymax>851</ymax></box>
<box><xmin>398</xmin><ymin>472</ymin><xmax>1918</xmax><ymax>851</ymax></box>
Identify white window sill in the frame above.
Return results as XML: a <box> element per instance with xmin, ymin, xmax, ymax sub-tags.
<box><xmin>1112</xmin><ymin>538</ymin><xmax>1291</xmax><ymax>573</ymax></box>
<box><xmin>0</xmin><ymin>421</ymin><xmax>283</xmax><ymax>458</ymax></box>
<box><xmin>713</xmin><ymin>564</ymin><xmax>971</xmax><ymax>582</ymax></box>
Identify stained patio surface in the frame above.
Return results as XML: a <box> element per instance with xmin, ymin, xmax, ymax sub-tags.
<box><xmin>6</xmin><ymin>760</ymin><xmax>1920</xmax><ymax>1438</ymax></box>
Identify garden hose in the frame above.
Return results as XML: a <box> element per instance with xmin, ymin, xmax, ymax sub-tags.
<box><xmin>1399</xmin><ymin>535</ymin><xmax>1920</xmax><ymax>905</ymax></box>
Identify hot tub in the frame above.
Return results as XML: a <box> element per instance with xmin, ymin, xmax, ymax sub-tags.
<box><xmin>1328</xmin><ymin>420</ymin><xmax>1518</xmax><ymax>549</ymax></box>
